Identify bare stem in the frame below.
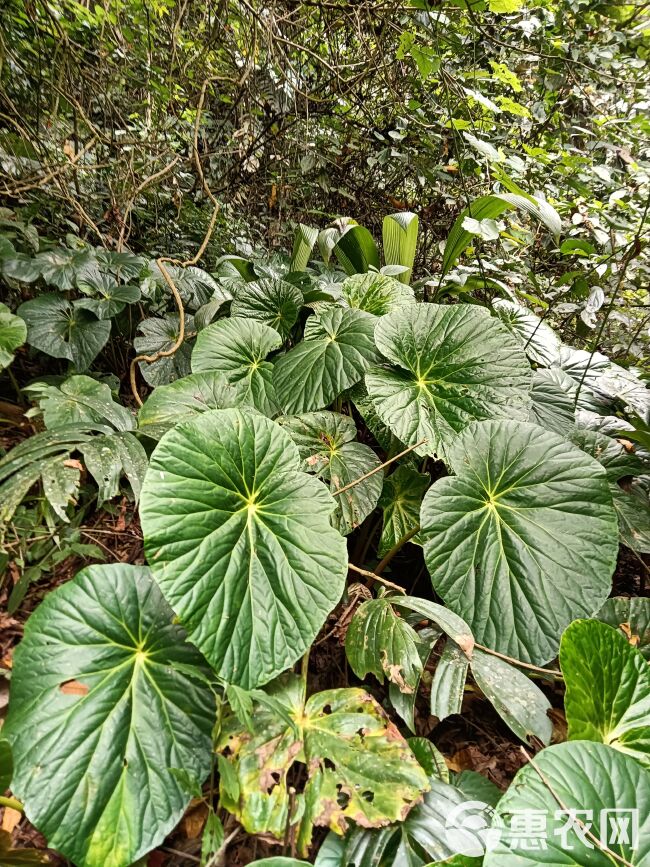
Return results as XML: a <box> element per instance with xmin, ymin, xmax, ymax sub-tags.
<box><xmin>332</xmin><ymin>440</ymin><xmax>427</xmax><ymax>497</ymax></box>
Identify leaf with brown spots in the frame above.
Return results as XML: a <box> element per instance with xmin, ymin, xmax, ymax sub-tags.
<box><xmin>217</xmin><ymin>674</ymin><xmax>428</xmax><ymax>857</ymax></box>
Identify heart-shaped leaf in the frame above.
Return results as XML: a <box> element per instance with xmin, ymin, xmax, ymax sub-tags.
<box><xmin>341</xmin><ymin>272</ymin><xmax>415</xmax><ymax>316</ymax></box>
<box><xmin>421</xmin><ymin>420</ymin><xmax>618</xmax><ymax>664</ymax></box>
<box><xmin>192</xmin><ymin>318</ymin><xmax>282</xmax><ymax>416</ymax></box>
<box><xmin>274</xmin><ymin>308</ymin><xmax>380</xmax><ymax>415</ymax></box>
<box><xmin>218</xmin><ymin>674</ymin><xmax>429</xmax><ymax>855</ymax></box>
<box><xmin>140</xmin><ymin>408</ymin><xmax>348</xmax><ymax>688</ymax></box>
<box><xmin>484</xmin><ymin>742</ymin><xmax>650</xmax><ymax>866</ymax></box>
<box><xmin>76</xmin><ymin>272</ymin><xmax>141</xmax><ymax>319</ymax></box>
<box><xmin>138</xmin><ymin>371</ymin><xmax>243</xmax><ymax>439</ymax></box>
<box><xmin>134</xmin><ymin>314</ymin><xmax>194</xmax><ymax>386</ymax></box>
<box><xmin>19</xmin><ymin>294</ymin><xmax>111</xmax><ymax>370</ymax></box>
<box><xmin>231</xmin><ymin>278</ymin><xmax>303</xmax><ymax>339</ymax></box>
<box><xmin>278</xmin><ymin>411</ymin><xmax>383</xmax><ymax>534</ymax></box>
<box><xmin>561</xmin><ymin>619</ymin><xmax>650</xmax><ymax>767</ymax></box>
<box><xmin>366</xmin><ymin>304</ymin><xmax>532</xmax><ymax>459</ymax></box>
<box><xmin>3</xmin><ymin>564</ymin><xmax>215</xmax><ymax>867</ymax></box>
<box><xmin>0</xmin><ymin>303</ymin><xmax>26</xmax><ymax>369</ymax></box>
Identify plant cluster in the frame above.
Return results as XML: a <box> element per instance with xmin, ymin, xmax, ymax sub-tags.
<box><xmin>1</xmin><ymin>211</ymin><xmax>649</xmax><ymax>867</ymax></box>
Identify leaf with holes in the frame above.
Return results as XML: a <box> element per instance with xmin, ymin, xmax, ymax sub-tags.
<box><xmin>217</xmin><ymin>674</ymin><xmax>429</xmax><ymax>856</ymax></box>
<box><xmin>140</xmin><ymin>408</ymin><xmax>348</xmax><ymax>688</ymax></box>
<box><xmin>192</xmin><ymin>318</ymin><xmax>282</xmax><ymax>416</ymax></box>
<box><xmin>421</xmin><ymin>420</ymin><xmax>618</xmax><ymax>664</ymax></box>
<box><xmin>274</xmin><ymin>308</ymin><xmax>380</xmax><ymax>415</ymax></box>
<box><xmin>484</xmin><ymin>742</ymin><xmax>650</xmax><ymax>866</ymax></box>
<box><xmin>492</xmin><ymin>299</ymin><xmax>561</xmax><ymax>366</ymax></box>
<box><xmin>3</xmin><ymin>564</ymin><xmax>215</xmax><ymax>867</ymax></box>
<box><xmin>231</xmin><ymin>278</ymin><xmax>303</xmax><ymax>339</ymax></box>
<box><xmin>278</xmin><ymin>411</ymin><xmax>383</xmax><ymax>534</ymax></box>
<box><xmin>366</xmin><ymin>304</ymin><xmax>532</xmax><ymax>459</ymax></box>
<box><xmin>341</xmin><ymin>272</ymin><xmax>414</xmax><ymax>316</ymax></box>
<box><xmin>346</xmin><ymin>598</ymin><xmax>424</xmax><ymax>693</ymax></box>
<box><xmin>378</xmin><ymin>464</ymin><xmax>428</xmax><ymax>557</ymax></box>
<box><xmin>138</xmin><ymin>371</ymin><xmax>244</xmax><ymax>439</ymax></box>
<box><xmin>561</xmin><ymin>619</ymin><xmax>650</xmax><ymax>767</ymax></box>
<box><xmin>18</xmin><ymin>294</ymin><xmax>111</xmax><ymax>370</ymax></box>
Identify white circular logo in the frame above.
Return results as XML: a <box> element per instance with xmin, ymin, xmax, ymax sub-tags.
<box><xmin>445</xmin><ymin>800</ymin><xmax>504</xmax><ymax>856</ymax></box>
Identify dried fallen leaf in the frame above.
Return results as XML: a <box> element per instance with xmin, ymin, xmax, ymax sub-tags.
<box><xmin>2</xmin><ymin>807</ymin><xmax>22</xmax><ymax>833</ymax></box>
<box><xmin>59</xmin><ymin>680</ymin><xmax>89</xmax><ymax>696</ymax></box>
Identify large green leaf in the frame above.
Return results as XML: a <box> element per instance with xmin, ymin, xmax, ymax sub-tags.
<box><xmin>383</xmin><ymin>212</ymin><xmax>419</xmax><ymax>285</ymax></box>
<box><xmin>192</xmin><ymin>317</ymin><xmax>282</xmax><ymax>416</ymax></box>
<box><xmin>366</xmin><ymin>304</ymin><xmax>532</xmax><ymax>460</ymax></box>
<box><xmin>76</xmin><ymin>271</ymin><xmax>141</xmax><ymax>320</ymax></box>
<box><xmin>273</xmin><ymin>308</ymin><xmax>380</xmax><ymax>415</ymax></box>
<box><xmin>528</xmin><ymin>367</ymin><xmax>576</xmax><ymax>435</ymax></box>
<box><xmin>278</xmin><ymin>411</ymin><xmax>383</xmax><ymax>534</ymax></box>
<box><xmin>138</xmin><ymin>371</ymin><xmax>243</xmax><ymax>439</ymax></box>
<box><xmin>484</xmin><ymin>741</ymin><xmax>650</xmax><ymax>866</ymax></box>
<box><xmin>492</xmin><ymin>299</ymin><xmax>561</xmax><ymax>366</ymax></box>
<box><xmin>346</xmin><ymin>597</ymin><xmax>424</xmax><ymax>692</ymax></box>
<box><xmin>342</xmin><ymin>272</ymin><xmax>415</xmax><ymax>316</ymax></box>
<box><xmin>3</xmin><ymin>564</ymin><xmax>215</xmax><ymax>867</ymax></box>
<box><xmin>442</xmin><ymin>193</ymin><xmax>561</xmax><ymax>277</ymax></box>
<box><xmin>0</xmin><ymin>302</ymin><xmax>26</xmax><ymax>369</ymax></box>
<box><xmin>561</xmin><ymin>619</ymin><xmax>650</xmax><ymax>767</ymax></box>
<box><xmin>469</xmin><ymin>649</ymin><xmax>552</xmax><ymax>745</ymax></box>
<box><xmin>597</xmin><ymin>596</ymin><xmax>650</xmax><ymax>660</ymax></box>
<box><xmin>333</xmin><ymin>225</ymin><xmax>380</xmax><ymax>274</ymax></box>
<box><xmin>217</xmin><ymin>674</ymin><xmax>429</xmax><ymax>856</ymax></box>
<box><xmin>35</xmin><ymin>374</ymin><xmax>135</xmax><ymax>432</ymax></box>
<box><xmin>133</xmin><ymin>313</ymin><xmax>194</xmax><ymax>386</ymax></box>
<box><xmin>80</xmin><ymin>431</ymin><xmax>148</xmax><ymax>504</ymax></box>
<box><xmin>18</xmin><ymin>294</ymin><xmax>111</xmax><ymax>370</ymax></box>
<box><xmin>421</xmin><ymin>420</ymin><xmax>618</xmax><ymax>664</ymax></box>
<box><xmin>140</xmin><ymin>408</ymin><xmax>348</xmax><ymax>688</ymax></box>
<box><xmin>231</xmin><ymin>278</ymin><xmax>303</xmax><ymax>339</ymax></box>
<box><xmin>378</xmin><ymin>465</ymin><xmax>429</xmax><ymax>557</ymax></box>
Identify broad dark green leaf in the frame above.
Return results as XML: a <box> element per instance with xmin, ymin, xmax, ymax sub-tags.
<box><xmin>138</xmin><ymin>371</ymin><xmax>243</xmax><ymax>439</ymax></box>
<box><xmin>561</xmin><ymin>619</ymin><xmax>650</xmax><ymax>767</ymax></box>
<box><xmin>528</xmin><ymin>367</ymin><xmax>576</xmax><ymax>435</ymax></box>
<box><xmin>430</xmin><ymin>639</ymin><xmax>469</xmax><ymax>721</ymax></box>
<box><xmin>346</xmin><ymin>597</ymin><xmax>424</xmax><ymax>692</ymax></box>
<box><xmin>18</xmin><ymin>294</ymin><xmax>111</xmax><ymax>370</ymax></box>
<box><xmin>342</xmin><ymin>272</ymin><xmax>415</xmax><ymax>316</ymax></box>
<box><xmin>0</xmin><ymin>303</ymin><xmax>26</xmax><ymax>369</ymax></box>
<box><xmin>3</xmin><ymin>564</ymin><xmax>215</xmax><ymax>867</ymax></box>
<box><xmin>596</xmin><ymin>596</ymin><xmax>650</xmax><ymax>660</ymax></box>
<box><xmin>231</xmin><ymin>278</ymin><xmax>303</xmax><ymax>339</ymax></box>
<box><xmin>192</xmin><ymin>317</ymin><xmax>282</xmax><ymax>416</ymax></box>
<box><xmin>2</xmin><ymin>252</ymin><xmax>41</xmax><ymax>283</ymax></box>
<box><xmin>140</xmin><ymin>408</ymin><xmax>348</xmax><ymax>688</ymax></box>
<box><xmin>470</xmin><ymin>649</ymin><xmax>552</xmax><ymax>745</ymax></box>
<box><xmin>36</xmin><ymin>374</ymin><xmax>135</xmax><ymax>432</ymax></box>
<box><xmin>378</xmin><ymin>465</ymin><xmax>428</xmax><ymax>557</ymax></box>
<box><xmin>274</xmin><ymin>308</ymin><xmax>380</xmax><ymax>414</ymax></box>
<box><xmin>278</xmin><ymin>411</ymin><xmax>383</xmax><ymax>534</ymax></box>
<box><xmin>484</xmin><ymin>742</ymin><xmax>650</xmax><ymax>866</ymax></box>
<box><xmin>492</xmin><ymin>299</ymin><xmax>561</xmax><ymax>366</ymax></box>
<box><xmin>134</xmin><ymin>314</ymin><xmax>194</xmax><ymax>386</ymax></box>
<box><xmin>366</xmin><ymin>304</ymin><xmax>532</xmax><ymax>459</ymax></box>
<box><xmin>76</xmin><ymin>272</ymin><xmax>140</xmax><ymax>319</ymax></box>
<box><xmin>217</xmin><ymin>674</ymin><xmax>429</xmax><ymax>856</ymax></box>
<box><xmin>421</xmin><ymin>420</ymin><xmax>618</xmax><ymax>664</ymax></box>
<box><xmin>333</xmin><ymin>225</ymin><xmax>380</xmax><ymax>274</ymax></box>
